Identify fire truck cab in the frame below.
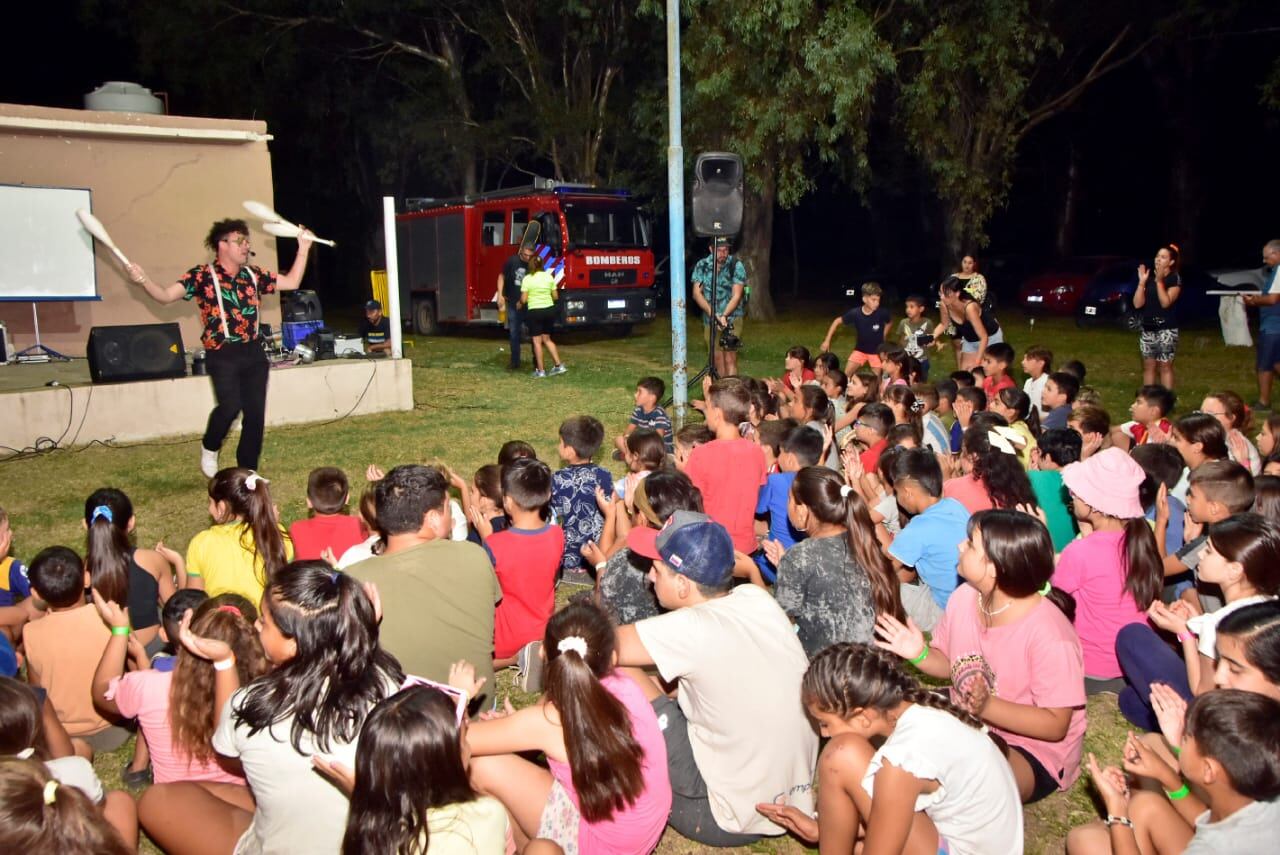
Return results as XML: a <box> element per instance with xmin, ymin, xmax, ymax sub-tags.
<box><xmin>395</xmin><ymin>179</ymin><xmax>658</xmax><ymax>335</ymax></box>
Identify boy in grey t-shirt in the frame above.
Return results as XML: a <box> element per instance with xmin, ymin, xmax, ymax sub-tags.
<box><xmin>1067</xmin><ymin>690</ymin><xmax>1280</xmax><ymax>854</ymax></box>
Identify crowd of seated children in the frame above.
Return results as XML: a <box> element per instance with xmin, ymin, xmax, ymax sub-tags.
<box><xmin>13</xmin><ymin>298</ymin><xmax>1280</xmax><ymax>855</ymax></box>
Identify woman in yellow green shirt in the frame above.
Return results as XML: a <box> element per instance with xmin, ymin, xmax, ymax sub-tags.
<box><xmin>518</xmin><ymin>255</ymin><xmax>566</xmax><ymax>378</ymax></box>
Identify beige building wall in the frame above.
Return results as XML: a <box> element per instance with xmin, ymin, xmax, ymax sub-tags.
<box><xmin>0</xmin><ymin>103</ymin><xmax>283</xmax><ymax>358</ymax></box>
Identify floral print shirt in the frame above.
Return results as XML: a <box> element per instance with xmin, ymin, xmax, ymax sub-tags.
<box><xmin>551</xmin><ymin>464</ymin><xmax>614</xmax><ymax>572</ymax></box>
<box><xmin>180</xmin><ymin>262</ymin><xmax>278</xmax><ymax>350</ymax></box>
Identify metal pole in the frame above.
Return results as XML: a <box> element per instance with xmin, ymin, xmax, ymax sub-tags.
<box><xmin>382</xmin><ymin>196</ymin><xmax>404</xmax><ymax>359</ymax></box>
<box><xmin>666</xmin><ymin>0</ymin><xmax>688</xmax><ymax>426</ymax></box>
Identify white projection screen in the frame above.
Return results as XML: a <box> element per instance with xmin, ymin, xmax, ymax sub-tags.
<box><xmin>0</xmin><ymin>184</ymin><xmax>99</xmax><ymax>301</ymax></box>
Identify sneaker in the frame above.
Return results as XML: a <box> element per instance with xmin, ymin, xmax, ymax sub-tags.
<box><xmin>516</xmin><ymin>640</ymin><xmax>544</xmax><ymax>693</ymax></box>
<box><xmin>121</xmin><ymin>764</ymin><xmax>153</xmax><ymax>788</ymax></box>
<box><xmin>551</xmin><ymin>363</ymin><xmax>568</xmax><ymax>375</ymax></box>
<box><xmin>1251</xmin><ymin>400</ymin><xmax>1272</xmax><ymax>412</ymax></box>
<box><xmin>200</xmin><ymin>446</ymin><xmax>219</xmax><ymax>478</ymax></box>
<box><xmin>532</xmin><ymin>368</ymin><xmax>547</xmax><ymax>378</ymax></box>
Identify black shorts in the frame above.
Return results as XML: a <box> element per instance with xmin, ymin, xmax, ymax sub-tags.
<box><xmin>651</xmin><ymin>696</ymin><xmax>764</xmax><ymax>847</ymax></box>
<box><xmin>1010</xmin><ymin>745</ymin><xmax>1061</xmax><ymax>804</ymax></box>
<box><xmin>525</xmin><ymin>307</ymin><xmax>557</xmax><ymax>336</ymax></box>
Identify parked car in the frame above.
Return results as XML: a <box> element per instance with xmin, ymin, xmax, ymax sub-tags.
<box><xmin>1075</xmin><ymin>262</ymin><xmax>1255</xmax><ymax>330</ymax></box>
<box><xmin>1018</xmin><ymin>256</ymin><xmax>1126</xmax><ymax>315</ymax></box>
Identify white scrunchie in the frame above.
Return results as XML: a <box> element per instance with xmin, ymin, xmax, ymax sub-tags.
<box><xmin>839</xmin><ymin>484</ymin><xmax>853</xmax><ymax>498</ymax></box>
<box><xmin>557</xmin><ymin>636</ymin><xmax>588</xmax><ymax>657</ymax></box>
<box><xmin>987</xmin><ymin>427</ymin><xmax>1024</xmax><ymax>456</ymax></box>
<box><xmin>244</xmin><ymin>471</ymin><xmax>270</xmax><ymax>491</ymax></box>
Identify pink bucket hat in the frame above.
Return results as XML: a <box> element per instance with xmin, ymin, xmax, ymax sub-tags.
<box><xmin>1061</xmin><ymin>447</ymin><xmax>1147</xmax><ymax>519</ymax></box>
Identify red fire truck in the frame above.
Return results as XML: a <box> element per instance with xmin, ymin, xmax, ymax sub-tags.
<box><xmin>395</xmin><ymin>180</ymin><xmax>659</xmax><ymax>334</ymax></box>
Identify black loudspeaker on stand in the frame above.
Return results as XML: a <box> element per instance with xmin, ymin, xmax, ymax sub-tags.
<box><xmin>692</xmin><ymin>152</ymin><xmax>744</xmax><ymax>238</ymax></box>
<box><xmin>685</xmin><ymin>152</ymin><xmax>744</xmax><ymax>393</ymax></box>
<box><xmin>87</xmin><ymin>323</ymin><xmax>186</xmax><ymax>383</ymax></box>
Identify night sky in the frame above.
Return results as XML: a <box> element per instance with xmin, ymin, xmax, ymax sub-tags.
<box><xmin>5</xmin><ymin>2</ymin><xmax>1278</xmax><ymax>305</ymax></box>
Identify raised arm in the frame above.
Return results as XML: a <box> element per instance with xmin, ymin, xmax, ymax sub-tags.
<box><xmin>126</xmin><ymin>263</ymin><xmax>186</xmax><ymax>304</ymax></box>
<box><xmin>273</xmin><ymin>230</ymin><xmax>315</xmax><ymax>292</ymax></box>
<box><xmin>89</xmin><ymin>591</ymin><xmax>131</xmax><ymax>718</ymax></box>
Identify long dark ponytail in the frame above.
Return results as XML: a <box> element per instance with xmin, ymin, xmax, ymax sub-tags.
<box><xmin>1121</xmin><ymin>517</ymin><xmax>1163</xmax><ymax>610</ymax></box>
<box><xmin>803</xmin><ymin>643</ymin><xmax>1002</xmax><ymax>749</ymax></box>
<box><xmin>208</xmin><ymin>468</ymin><xmax>290</xmax><ymax>588</ymax></box>
<box><xmin>235</xmin><ymin>561</ymin><xmax>404</xmax><ymax>753</ymax></box>
<box><xmin>84</xmin><ymin>488</ymin><xmax>134</xmax><ymax>608</ymax></box>
<box><xmin>791</xmin><ymin>467</ymin><xmax>905</xmax><ymax>622</ymax></box>
<box><xmin>543</xmin><ymin>601</ymin><xmax>645</xmax><ymax>823</ymax></box>
<box><xmin>342</xmin><ymin>686</ymin><xmax>477</xmax><ymax>855</ymax></box>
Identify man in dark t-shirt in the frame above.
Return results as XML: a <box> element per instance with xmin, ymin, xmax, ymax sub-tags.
<box><xmin>358</xmin><ymin>300</ymin><xmax>392</xmax><ymax>353</ymax></box>
<box><xmin>498</xmin><ymin>245</ymin><xmax>535</xmax><ymax>369</ymax></box>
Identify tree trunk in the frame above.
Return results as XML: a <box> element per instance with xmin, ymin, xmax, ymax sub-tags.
<box><xmin>741</xmin><ymin>167</ymin><xmax>777</xmax><ymax>322</ymax></box>
<box><xmin>1054</xmin><ymin>140</ymin><xmax>1081</xmax><ymax>259</ymax></box>
<box><xmin>788</xmin><ymin>208</ymin><xmax>800</xmax><ymax>299</ymax></box>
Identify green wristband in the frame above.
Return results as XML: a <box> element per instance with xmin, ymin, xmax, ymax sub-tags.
<box><xmin>908</xmin><ymin>647</ymin><xmax>929</xmax><ymax>666</ymax></box>
<box><xmin>1166</xmin><ymin>783</ymin><xmax>1190</xmax><ymax>801</ymax></box>
<box><xmin>185</xmin><ymin>569</ymin><xmax>202</xmax><ymax>578</ymax></box>
<box><xmin>1171</xmin><ymin>746</ymin><xmax>1181</xmax><ymax>756</ymax></box>
<box><xmin>110</xmin><ymin>626</ymin><xmax>130</xmax><ymax>636</ymax></box>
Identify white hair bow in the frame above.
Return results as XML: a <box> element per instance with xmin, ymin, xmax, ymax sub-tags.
<box><xmin>987</xmin><ymin>427</ymin><xmax>1025</xmax><ymax>456</ymax></box>
<box><xmin>839</xmin><ymin>484</ymin><xmax>853</xmax><ymax>498</ymax></box>
<box><xmin>245</xmin><ymin>471</ymin><xmax>270</xmax><ymax>491</ymax></box>
<box><xmin>557</xmin><ymin>636</ymin><xmax>588</xmax><ymax>657</ymax></box>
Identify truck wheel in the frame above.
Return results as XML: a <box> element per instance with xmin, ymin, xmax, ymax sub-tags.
<box><xmin>413</xmin><ymin>297</ymin><xmax>440</xmax><ymax>336</ymax></box>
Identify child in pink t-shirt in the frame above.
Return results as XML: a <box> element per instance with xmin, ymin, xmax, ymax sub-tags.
<box><xmin>686</xmin><ymin>379</ymin><xmax>767</xmax><ymax>554</ymax></box>
<box><xmin>943</xmin><ymin>424</ymin><xmax>1038</xmax><ymax>513</ymax></box>
<box><xmin>458</xmin><ymin>601</ymin><xmax>672</xmax><ymax>855</ymax></box>
<box><xmin>91</xmin><ymin>592</ymin><xmax>269</xmax><ymax>786</ymax></box>
<box><xmin>1052</xmin><ymin>449</ymin><xmax>1162</xmax><ymax>688</ymax></box>
<box><xmin>876</xmin><ymin>508</ymin><xmax>1087</xmax><ymax>804</ymax></box>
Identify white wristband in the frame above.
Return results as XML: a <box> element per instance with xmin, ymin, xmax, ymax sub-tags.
<box><xmin>213</xmin><ymin>656</ymin><xmax>236</xmax><ymax>672</ymax></box>
<box><xmin>594</xmin><ymin>561</ymin><xmax>607</xmax><ymax>571</ymax></box>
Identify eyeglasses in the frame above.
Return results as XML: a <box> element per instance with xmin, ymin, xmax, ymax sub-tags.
<box><xmin>222</xmin><ymin>235</ymin><xmax>251</xmax><ymax>247</ymax></box>
<box><xmin>401</xmin><ymin>675</ymin><xmax>469</xmax><ymax>726</ymax></box>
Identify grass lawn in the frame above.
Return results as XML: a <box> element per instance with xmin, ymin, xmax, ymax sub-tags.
<box><xmin>0</xmin><ymin>303</ymin><xmax>1258</xmax><ymax>853</ymax></box>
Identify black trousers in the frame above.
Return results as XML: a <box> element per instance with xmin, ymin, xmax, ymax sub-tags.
<box><xmin>203</xmin><ymin>340</ymin><xmax>270</xmax><ymax>470</ymax></box>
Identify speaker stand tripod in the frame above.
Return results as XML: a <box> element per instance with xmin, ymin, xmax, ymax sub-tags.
<box><xmin>16</xmin><ymin>303</ymin><xmax>70</xmax><ymax>362</ymax></box>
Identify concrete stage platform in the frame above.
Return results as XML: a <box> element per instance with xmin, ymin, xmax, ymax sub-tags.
<box><xmin>0</xmin><ymin>356</ymin><xmax>414</xmax><ymax>455</ymax></box>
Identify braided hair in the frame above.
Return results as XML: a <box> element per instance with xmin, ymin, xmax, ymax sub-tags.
<box><xmin>803</xmin><ymin>643</ymin><xmax>996</xmax><ymax>742</ymax></box>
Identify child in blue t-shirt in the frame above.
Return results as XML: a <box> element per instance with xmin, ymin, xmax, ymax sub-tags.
<box><xmin>755</xmin><ymin>426</ymin><xmax>825</xmax><ymax>583</ymax></box>
<box><xmin>884</xmin><ymin>449</ymin><xmax>971</xmax><ymax>626</ymax></box>
<box><xmin>552</xmin><ymin>416</ymin><xmax>614</xmax><ymax>578</ymax></box>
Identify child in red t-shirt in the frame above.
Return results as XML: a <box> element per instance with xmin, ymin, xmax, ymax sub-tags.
<box><xmin>1111</xmin><ymin>384</ymin><xmax>1176</xmax><ymax>451</ymax></box>
<box><xmin>980</xmin><ymin>342</ymin><xmax>1017</xmax><ymax>401</ymax></box>
<box><xmin>490</xmin><ymin>458</ymin><xmax>564</xmax><ymax>663</ymax></box>
<box><xmin>685</xmin><ymin>378</ymin><xmax>768</xmax><ymax>555</ymax></box>
<box><xmin>288</xmin><ymin>467</ymin><xmax>367</xmax><ymax>561</ymax></box>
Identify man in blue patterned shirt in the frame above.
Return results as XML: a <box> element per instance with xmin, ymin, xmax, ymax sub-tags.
<box><xmin>691</xmin><ymin>237</ymin><xmax>747</xmax><ymax>377</ymax></box>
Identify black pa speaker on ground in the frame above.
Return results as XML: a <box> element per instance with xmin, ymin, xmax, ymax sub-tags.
<box><xmin>282</xmin><ymin>289</ymin><xmax>323</xmax><ymax>322</ymax></box>
<box><xmin>303</xmin><ymin>328</ymin><xmax>336</xmax><ymax>360</ymax></box>
<box><xmin>692</xmin><ymin>152</ymin><xmax>744</xmax><ymax>237</ymax></box>
<box><xmin>87</xmin><ymin>323</ymin><xmax>186</xmax><ymax>383</ymax></box>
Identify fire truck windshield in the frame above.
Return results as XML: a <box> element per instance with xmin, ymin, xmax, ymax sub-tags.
<box><xmin>563</xmin><ymin>203</ymin><xmax>650</xmax><ymax>249</ymax></box>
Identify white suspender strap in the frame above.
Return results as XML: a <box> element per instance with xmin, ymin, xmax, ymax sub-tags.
<box><xmin>207</xmin><ymin>265</ymin><xmax>259</xmax><ymax>343</ymax></box>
